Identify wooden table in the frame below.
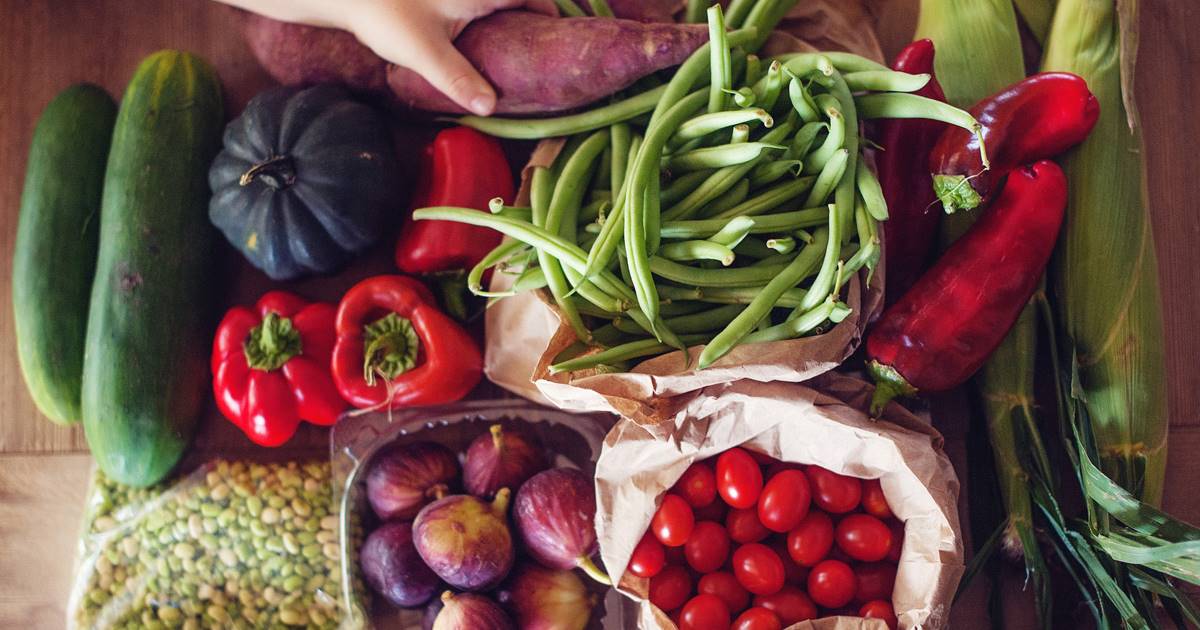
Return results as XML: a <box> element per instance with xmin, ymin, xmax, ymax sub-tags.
<box><xmin>0</xmin><ymin>1</ymin><xmax>1197</xmax><ymax>628</ymax></box>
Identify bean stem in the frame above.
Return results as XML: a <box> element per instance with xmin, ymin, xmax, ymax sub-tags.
<box><xmin>674</xmin><ymin>109</ymin><xmax>773</xmax><ymax>144</ymax></box>
<box><xmin>468</xmin><ymin>240</ymin><xmax>529</xmax><ymax>297</ymax></box>
<box><xmin>660</xmin><ymin>240</ymin><xmax>737</xmax><ymax>265</ymax></box>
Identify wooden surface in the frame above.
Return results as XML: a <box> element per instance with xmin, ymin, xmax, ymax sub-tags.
<box><xmin>0</xmin><ymin>0</ymin><xmax>1198</xmax><ymax>628</ymax></box>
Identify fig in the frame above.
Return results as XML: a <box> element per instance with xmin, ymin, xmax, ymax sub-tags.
<box><xmin>422</xmin><ymin>593</ymin><xmax>446</xmax><ymax>630</ymax></box>
<box><xmin>433</xmin><ymin>591</ymin><xmax>515</xmax><ymax>630</ymax></box>
<box><xmin>513</xmin><ymin>468</ymin><xmax>609</xmax><ymax>584</ymax></box>
<box><xmin>464</xmin><ymin>423</ymin><xmax>548</xmax><ymax>498</ymax></box>
<box><xmin>366</xmin><ymin>441</ymin><xmax>460</xmax><ymax>520</ymax></box>
<box><xmin>360</xmin><ymin>521</ymin><xmax>441</xmax><ymax>608</ymax></box>
<box><xmin>414</xmin><ymin>490</ymin><xmax>515</xmax><ymax>590</ymax></box>
<box><xmin>501</xmin><ymin>563</ymin><xmax>597</xmax><ymax>630</ymax></box>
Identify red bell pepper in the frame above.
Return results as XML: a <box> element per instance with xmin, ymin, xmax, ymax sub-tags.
<box><xmin>394</xmin><ymin>127</ymin><xmax>514</xmax><ymax>274</ymax></box>
<box><xmin>873</xmin><ymin>39</ymin><xmax>947</xmax><ymax>304</ymax></box>
<box><xmin>331</xmin><ymin>275</ymin><xmax>482</xmax><ymax>409</ymax></box>
<box><xmin>212</xmin><ymin>291</ymin><xmax>345</xmax><ymax>446</ymax></box>
<box><xmin>930</xmin><ymin>72</ymin><xmax>1099</xmax><ymax>214</ymax></box>
<box><xmin>866</xmin><ymin>160</ymin><xmax>1068</xmax><ymax>414</ymax></box>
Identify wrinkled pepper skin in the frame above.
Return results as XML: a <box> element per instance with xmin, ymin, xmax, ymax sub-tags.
<box><xmin>332</xmin><ymin>275</ymin><xmax>482</xmax><ymax>409</ymax></box>
<box><xmin>874</xmin><ymin>39</ymin><xmax>948</xmax><ymax>303</ymax></box>
<box><xmin>212</xmin><ymin>291</ymin><xmax>345</xmax><ymax>446</ymax></box>
<box><xmin>867</xmin><ymin>161</ymin><xmax>1068</xmax><ymax>413</ymax></box>
<box><xmin>930</xmin><ymin>73</ymin><xmax>1098</xmax><ymax>214</ymax></box>
<box><xmin>395</xmin><ymin>127</ymin><xmax>514</xmax><ymax>274</ymax></box>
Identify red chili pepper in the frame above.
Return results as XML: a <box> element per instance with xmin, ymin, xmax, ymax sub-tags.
<box><xmin>930</xmin><ymin>72</ymin><xmax>1098</xmax><ymax>214</ymax></box>
<box><xmin>211</xmin><ymin>291</ymin><xmax>345</xmax><ymax>447</ymax></box>
<box><xmin>873</xmin><ymin>40</ymin><xmax>947</xmax><ymax>304</ymax></box>
<box><xmin>332</xmin><ymin>274</ymin><xmax>482</xmax><ymax>409</ymax></box>
<box><xmin>394</xmin><ymin>127</ymin><xmax>514</xmax><ymax>274</ymax></box>
<box><xmin>866</xmin><ymin>160</ymin><xmax>1068</xmax><ymax>414</ymax></box>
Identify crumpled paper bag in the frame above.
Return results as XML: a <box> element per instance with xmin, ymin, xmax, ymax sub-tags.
<box><xmin>595</xmin><ymin>373</ymin><xmax>962</xmax><ymax>630</ymax></box>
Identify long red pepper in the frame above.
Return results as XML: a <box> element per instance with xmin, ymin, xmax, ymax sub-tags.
<box><xmin>873</xmin><ymin>39</ymin><xmax>947</xmax><ymax>304</ymax></box>
<box><xmin>394</xmin><ymin>127</ymin><xmax>514</xmax><ymax>274</ymax></box>
<box><xmin>866</xmin><ymin>160</ymin><xmax>1068</xmax><ymax>414</ymax></box>
<box><xmin>930</xmin><ymin>73</ymin><xmax>1098</xmax><ymax>214</ymax></box>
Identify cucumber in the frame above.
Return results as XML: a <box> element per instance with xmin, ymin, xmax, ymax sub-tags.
<box><xmin>82</xmin><ymin>51</ymin><xmax>224</xmax><ymax>487</ymax></box>
<box><xmin>12</xmin><ymin>84</ymin><xmax>116</xmax><ymax>425</ymax></box>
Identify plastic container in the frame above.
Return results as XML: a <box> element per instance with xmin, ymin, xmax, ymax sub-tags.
<box><xmin>330</xmin><ymin>398</ymin><xmax>632</xmax><ymax>629</ymax></box>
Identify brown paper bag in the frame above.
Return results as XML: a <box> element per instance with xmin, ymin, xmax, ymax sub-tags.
<box><xmin>485</xmin><ymin>0</ymin><xmax>888</xmax><ymax>423</ymax></box>
<box><xmin>594</xmin><ymin>373</ymin><xmax>962</xmax><ymax>630</ymax></box>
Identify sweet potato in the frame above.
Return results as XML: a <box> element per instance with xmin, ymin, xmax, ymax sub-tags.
<box><xmin>572</xmin><ymin>0</ymin><xmax>684</xmax><ymax>21</ymax></box>
<box><xmin>244</xmin><ymin>11</ymin><xmax>706</xmax><ymax>115</ymax></box>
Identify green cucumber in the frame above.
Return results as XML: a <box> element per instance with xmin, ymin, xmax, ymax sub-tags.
<box><xmin>82</xmin><ymin>51</ymin><xmax>224</xmax><ymax>487</ymax></box>
<box><xmin>12</xmin><ymin>84</ymin><xmax>116</xmax><ymax>425</ymax></box>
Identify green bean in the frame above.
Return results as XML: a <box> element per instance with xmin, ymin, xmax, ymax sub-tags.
<box><xmin>803</xmin><ymin>148</ymin><xmax>849</xmax><ymax>207</ymax></box>
<box><xmin>658</xmin><ymin>284</ymin><xmax>809</xmax><ymax>308</ymax></box>
<box><xmin>667</xmin><ymin>142</ymin><xmax>786</xmax><ymax>172</ymax></box>
<box><xmin>649</xmin><ymin>29</ymin><xmax>757</xmax><ymax>127</ymax></box>
<box><xmin>451</xmin><ymin>85</ymin><xmax>666</xmax><ymax>140</ymax></box>
<box><xmin>772</xmin><ymin>51</ymin><xmax>888</xmax><ymax>73</ymax></box>
<box><xmin>661</xmin><ymin>207</ymin><xmax>827</xmax><ymax>239</ymax></box>
<box><xmin>698</xmin><ymin>227</ymin><xmax>828</xmax><ymax>367</ymax></box>
<box><xmin>584</xmin><ymin>134</ymin><xmax>643</xmax><ymax>280</ymax></box>
<box><xmin>724</xmin><ymin>87</ymin><xmax>757</xmax><ymax>108</ymax></box>
<box><xmin>587</xmin><ymin>0</ymin><xmax>614</xmax><ymax>17</ymax></box>
<box><xmin>592</xmin><ymin>147</ymin><xmax>612</xmax><ymax>194</ymax></box>
<box><xmin>467</xmin><ymin>240</ymin><xmax>528</xmax><ymax>297</ymax></box>
<box><xmin>685</xmin><ymin>0</ymin><xmax>710</xmax><ymax>23</ymax></box>
<box><xmin>580</xmin><ymin>198</ymin><xmax>609</xmax><ymax>223</ymax></box>
<box><xmin>776</xmin><ymin>55</ymin><xmax>835</xmax><ymax>89</ymax></box>
<box><xmin>674</xmin><ymin>109</ymin><xmax>773</xmax><ymax>144</ymax></box>
<box><xmin>732</xmin><ymin>236</ymin><xmax>778</xmax><ymax>259</ymax></box>
<box><xmin>616</xmin><ymin>303</ymin><xmax>746</xmax><ymax>335</ymax></box>
<box><xmin>486</xmin><ymin>204</ymin><xmax>534</xmax><ymax>223</ymax></box>
<box><xmin>724</xmin><ymin>0</ymin><xmax>756</xmax><ymax>28</ymax></box>
<box><xmin>796</xmin><ymin>204</ymin><xmax>841</xmax><ymax>311</ymax></box>
<box><xmin>844</xmin><ymin>70</ymin><xmax>931</xmax><ymax>93</ymax></box>
<box><xmin>703</xmin><ymin>179</ymin><xmax>750</xmax><ymax>216</ymax></box>
<box><xmin>610</xmin><ymin>123</ymin><xmax>631</xmax><ymax>195</ymax></box>
<box><xmin>754</xmin><ymin>61</ymin><xmax>786</xmax><ymax>111</ymax></box>
<box><xmin>554</xmin><ymin>0</ymin><xmax>585</xmax><ymax>17</ymax></box>
<box><xmin>787</xmin><ymin>75</ymin><xmax>821</xmax><ymax>123</ymax></box>
<box><xmin>845</xmin><ymin>197</ymin><xmax>881</xmax><ymax>276</ymax></box>
<box><xmin>748</xmin><ymin>159</ymin><xmax>803</xmax><ymax>189</ymax></box>
<box><xmin>767</xmin><ymin>236</ymin><xmax>796</xmax><ymax>254</ymax></box>
<box><xmin>707</xmin><ymin>4</ymin><xmax>732</xmax><ymax>113</ymax></box>
<box><xmin>659</xmin><ymin>300</ymin><xmax>712</xmax><ymax>317</ymax></box>
<box><xmin>706</xmin><ymin>216</ymin><xmax>756</xmax><ymax>248</ymax></box>
<box><xmin>730</xmin><ymin>124</ymin><xmax>751</xmax><ymax>145</ymax></box>
<box><xmin>549</xmin><ymin>334</ymin><xmax>709</xmax><ymax>374</ymax></box>
<box><xmin>804</xmin><ymin>97</ymin><xmax>845</xmax><ymax>174</ymax></box>
<box><xmin>743</xmin><ymin>0</ymin><xmax>800</xmax><ymax>52</ymax></box>
<box><xmin>855</xmin><ymin>92</ymin><xmax>988</xmax><ymax>167</ymax></box>
<box><xmin>712</xmin><ymin>176</ymin><xmax>815</xmax><ymax>219</ymax></box>
<box><xmin>661</xmin><ymin>171</ymin><xmax>712</xmax><ymax>206</ymax></box>
<box><xmin>788</xmin><ymin>121</ymin><xmax>827</xmax><ymax>160</ymax></box>
<box><xmin>855</xmin><ymin>156</ymin><xmax>888</xmax><ymax>221</ymax></box>
<box><xmin>508</xmin><ymin>265</ymin><xmax>546</xmax><ymax>293</ymax></box>
<box><xmin>827</xmin><ymin>69</ymin><xmax>860</xmax><ymax>242</ymax></box>
<box><xmin>644</xmin><ymin>168</ymin><xmax>662</xmax><ymax>254</ymax></box>
<box><xmin>659</xmin><ymin>240</ymin><xmax>737</xmax><ymax>265</ymax></box>
<box><xmin>744</xmin><ymin>54</ymin><xmax>763</xmax><ymax>85</ymax></box>
<box><xmin>562</xmin><ymin>264</ymin><xmax>629</xmax><ymax>313</ymax></box>
<box><xmin>649</xmin><ymin>256</ymin><xmax>790</xmax><ymax>287</ymax></box>
<box><xmin>741</xmin><ymin>296</ymin><xmax>851</xmax><ymax>344</ymax></box>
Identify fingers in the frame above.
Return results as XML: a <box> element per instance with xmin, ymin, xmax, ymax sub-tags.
<box><xmin>403</xmin><ymin>36</ymin><xmax>498</xmax><ymax>116</ymax></box>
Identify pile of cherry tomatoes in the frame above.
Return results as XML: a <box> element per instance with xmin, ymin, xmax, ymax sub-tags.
<box><xmin>626</xmin><ymin>447</ymin><xmax>903</xmax><ymax>630</ymax></box>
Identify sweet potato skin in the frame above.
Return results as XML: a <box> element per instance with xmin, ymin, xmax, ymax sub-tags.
<box><xmin>386</xmin><ymin>12</ymin><xmax>705</xmax><ymax>113</ymax></box>
<box><xmin>243</xmin><ymin>13</ymin><xmax>387</xmax><ymax>93</ymax></box>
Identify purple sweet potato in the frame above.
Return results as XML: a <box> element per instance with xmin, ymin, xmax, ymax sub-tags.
<box><xmin>244</xmin><ymin>10</ymin><xmax>706</xmax><ymax>115</ymax></box>
<box><xmin>386</xmin><ymin>11</ymin><xmax>706</xmax><ymax>113</ymax></box>
<box><xmin>572</xmin><ymin>0</ymin><xmax>684</xmax><ymax>21</ymax></box>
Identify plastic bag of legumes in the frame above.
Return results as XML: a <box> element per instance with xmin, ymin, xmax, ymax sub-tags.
<box><xmin>67</xmin><ymin>459</ymin><xmax>359</xmax><ymax>630</ymax></box>
<box><xmin>594</xmin><ymin>373</ymin><xmax>962</xmax><ymax>630</ymax></box>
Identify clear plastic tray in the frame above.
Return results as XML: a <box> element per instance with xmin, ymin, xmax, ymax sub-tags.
<box><xmin>330</xmin><ymin>398</ymin><xmax>633</xmax><ymax>629</ymax></box>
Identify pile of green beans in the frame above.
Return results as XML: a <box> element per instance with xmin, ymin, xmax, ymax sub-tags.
<box><xmin>418</xmin><ymin>1</ymin><xmax>984</xmax><ymax>373</ymax></box>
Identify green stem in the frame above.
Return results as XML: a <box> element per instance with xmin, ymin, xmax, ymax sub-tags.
<box><xmin>243</xmin><ymin>312</ymin><xmax>301</xmax><ymax>371</ymax></box>
<box><xmin>362</xmin><ymin>313</ymin><xmax>420</xmax><ymax>385</ymax></box>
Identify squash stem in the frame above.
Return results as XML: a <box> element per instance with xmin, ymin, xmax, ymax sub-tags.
<box><xmin>239</xmin><ymin>155</ymin><xmax>296</xmax><ymax>190</ymax></box>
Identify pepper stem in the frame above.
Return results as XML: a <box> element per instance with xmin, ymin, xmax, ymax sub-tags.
<box><xmin>362</xmin><ymin>313</ymin><xmax>421</xmax><ymax>386</ymax></box>
<box><xmin>490</xmin><ymin>424</ymin><xmax>505</xmax><ymax>451</ymax></box>
<box><xmin>577</xmin><ymin>555</ymin><xmax>612</xmax><ymax>586</ymax></box>
<box><xmin>867</xmin><ymin>360</ymin><xmax>919</xmax><ymax>417</ymax></box>
<box><xmin>239</xmin><ymin>155</ymin><xmax>297</xmax><ymax>190</ymax></box>
<box><xmin>243</xmin><ymin>312</ymin><xmax>302</xmax><ymax>371</ymax></box>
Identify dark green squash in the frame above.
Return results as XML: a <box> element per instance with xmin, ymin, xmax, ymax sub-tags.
<box><xmin>208</xmin><ymin>84</ymin><xmax>399</xmax><ymax>280</ymax></box>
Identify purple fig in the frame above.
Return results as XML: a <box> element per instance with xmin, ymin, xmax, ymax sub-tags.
<box><xmin>501</xmin><ymin>563</ymin><xmax>596</xmax><ymax>630</ymax></box>
<box><xmin>422</xmin><ymin>594</ymin><xmax>445</xmax><ymax>630</ymax></box>
<box><xmin>414</xmin><ymin>490</ymin><xmax>515</xmax><ymax>591</ymax></box>
<box><xmin>366</xmin><ymin>442</ymin><xmax>460</xmax><ymax>520</ymax></box>
<box><xmin>513</xmin><ymin>468</ymin><xmax>609</xmax><ymax>584</ymax></box>
<box><xmin>359</xmin><ymin>521</ymin><xmax>440</xmax><ymax>608</ymax></box>
<box><xmin>464</xmin><ymin>423</ymin><xmax>548</xmax><ymax>498</ymax></box>
<box><xmin>433</xmin><ymin>591</ymin><xmax>514</xmax><ymax>630</ymax></box>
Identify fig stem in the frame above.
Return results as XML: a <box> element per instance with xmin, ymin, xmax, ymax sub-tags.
<box><xmin>440</xmin><ymin>590</ymin><xmax>455</xmax><ymax>604</ymax></box>
<box><xmin>490</xmin><ymin>424</ymin><xmax>505</xmax><ymax>451</ymax></box>
<box><xmin>492</xmin><ymin>487</ymin><xmax>512</xmax><ymax>515</ymax></box>
<box><xmin>577</xmin><ymin>555</ymin><xmax>612</xmax><ymax>586</ymax></box>
<box><xmin>428</xmin><ymin>483</ymin><xmax>448</xmax><ymax>501</ymax></box>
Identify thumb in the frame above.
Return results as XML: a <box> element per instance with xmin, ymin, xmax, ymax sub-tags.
<box><xmin>400</xmin><ymin>35</ymin><xmax>497</xmax><ymax>116</ymax></box>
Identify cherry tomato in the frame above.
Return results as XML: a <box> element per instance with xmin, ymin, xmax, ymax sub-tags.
<box><xmin>747</xmin><ymin>450</ymin><xmax>777</xmax><ymax>466</ymax></box>
<box><xmin>836</xmin><ymin>514</ymin><xmax>892</xmax><ymax>562</ymax></box>
<box><xmin>854</xmin><ymin>562</ymin><xmax>897</xmax><ymax>603</ymax></box>
<box><xmin>698</xmin><ymin>571</ymin><xmax>750</xmax><ymax>612</ymax></box>
<box><xmin>859</xmin><ymin>599</ymin><xmax>898</xmax><ymax>630</ymax></box>
<box><xmin>807</xmin><ymin>466</ymin><xmax>862</xmax><ymax>513</ymax></box>
<box><xmin>694</xmin><ymin>497</ymin><xmax>729</xmax><ymax>522</ymax></box>
<box><xmin>787</xmin><ymin>511</ymin><xmax>834</xmax><ymax>567</ymax></box>
<box><xmin>678</xmin><ymin>593</ymin><xmax>731</xmax><ymax>630</ymax></box>
<box><xmin>754</xmin><ymin>585</ymin><xmax>818</xmax><ymax>625</ymax></box>
<box><xmin>732</xmin><ymin>543</ymin><xmax>786</xmax><ymax>596</ymax></box>
<box><xmin>649</xmin><ymin>565</ymin><xmax>693</xmax><ymax>611</ymax></box>
<box><xmin>685</xmin><ymin>521</ymin><xmax>731</xmax><ymax>573</ymax></box>
<box><xmin>807</xmin><ymin>559</ymin><xmax>856</xmax><ymax>609</ymax></box>
<box><xmin>732</xmin><ymin>606</ymin><xmax>782</xmax><ymax>630</ymax></box>
<box><xmin>665</xmin><ymin>543</ymin><xmax>688</xmax><ymax>566</ymax></box>
<box><xmin>652</xmin><ymin>494</ymin><xmax>696</xmax><ymax>547</ymax></box>
<box><xmin>757</xmin><ymin>469</ymin><xmax>811</xmax><ymax>533</ymax></box>
<box><xmin>767</xmin><ymin>537</ymin><xmax>807</xmax><ymax>584</ymax></box>
<box><xmin>886</xmin><ymin>520</ymin><xmax>904</xmax><ymax>562</ymax></box>
<box><xmin>717</xmin><ymin>448</ymin><xmax>764</xmax><ymax>509</ymax></box>
<box><xmin>764</xmin><ymin>461</ymin><xmax>803</xmax><ymax>478</ymax></box>
<box><xmin>628</xmin><ymin>532</ymin><xmax>666</xmax><ymax>578</ymax></box>
<box><xmin>726</xmin><ymin>507</ymin><xmax>770</xmax><ymax>544</ymax></box>
<box><xmin>861</xmin><ymin>478</ymin><xmax>893</xmax><ymax>519</ymax></box>
<box><xmin>675</xmin><ymin>462</ymin><xmax>718</xmax><ymax>508</ymax></box>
